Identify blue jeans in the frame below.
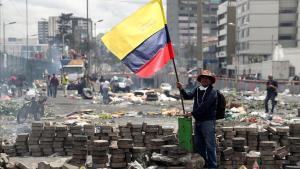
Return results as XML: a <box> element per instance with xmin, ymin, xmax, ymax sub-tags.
<box><xmin>51</xmin><ymin>86</ymin><xmax>57</xmax><ymax>98</ymax></box>
<box><xmin>194</xmin><ymin>120</ymin><xmax>217</xmax><ymax>169</ymax></box>
<box><xmin>102</xmin><ymin>88</ymin><xmax>109</xmax><ymax>104</ymax></box>
<box><xmin>265</xmin><ymin>92</ymin><xmax>277</xmax><ymax>113</ymax></box>
<box><xmin>47</xmin><ymin>86</ymin><xmax>52</xmax><ymax>97</ymax></box>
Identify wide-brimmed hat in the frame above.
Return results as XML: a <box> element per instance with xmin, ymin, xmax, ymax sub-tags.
<box><xmin>197</xmin><ymin>70</ymin><xmax>216</xmax><ymax>84</ymax></box>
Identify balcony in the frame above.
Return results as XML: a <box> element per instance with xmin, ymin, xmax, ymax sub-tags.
<box><xmin>218</xmin><ymin>29</ymin><xmax>227</xmax><ymax>37</ymax></box>
<box><xmin>217</xmin><ymin>17</ymin><xmax>227</xmax><ymax>26</ymax></box>
<box><xmin>279</xmin><ymin>13</ymin><xmax>297</xmax><ymax>22</ymax></box>
<box><xmin>279</xmin><ymin>27</ymin><xmax>297</xmax><ymax>35</ymax></box>
<box><xmin>218</xmin><ymin>40</ymin><xmax>227</xmax><ymax>47</ymax></box>
<box><xmin>217</xmin><ymin>51</ymin><xmax>226</xmax><ymax>58</ymax></box>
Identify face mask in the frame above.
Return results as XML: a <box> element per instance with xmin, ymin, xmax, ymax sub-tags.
<box><xmin>199</xmin><ymin>85</ymin><xmax>208</xmax><ymax>91</ymax></box>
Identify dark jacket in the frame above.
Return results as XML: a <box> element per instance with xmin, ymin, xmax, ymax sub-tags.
<box><xmin>50</xmin><ymin>77</ymin><xmax>59</xmax><ymax>87</ymax></box>
<box><xmin>180</xmin><ymin>85</ymin><xmax>217</xmax><ymax>122</ymax></box>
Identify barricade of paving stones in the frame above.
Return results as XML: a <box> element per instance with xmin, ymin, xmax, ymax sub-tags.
<box><xmin>1</xmin><ymin>122</ymin><xmax>206</xmax><ymax>169</ymax></box>
<box><xmin>217</xmin><ymin>122</ymin><xmax>300</xmax><ymax>169</ymax></box>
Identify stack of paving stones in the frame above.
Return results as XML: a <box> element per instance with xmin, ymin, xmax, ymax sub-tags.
<box><xmin>71</xmin><ymin>135</ymin><xmax>88</xmax><ymax>165</ymax></box>
<box><xmin>109</xmin><ymin>144</ymin><xmax>127</xmax><ymax>169</ymax></box>
<box><xmin>92</xmin><ymin>140</ymin><xmax>109</xmax><ymax>168</ymax></box>
<box><xmin>222</xmin><ymin>127</ymin><xmax>234</xmax><ymax>148</ymax></box>
<box><xmin>268</xmin><ymin>126</ymin><xmax>281</xmax><ymax>144</ymax></box>
<box><xmin>132</xmin><ymin>147</ymin><xmax>149</xmax><ymax>162</ymax></box>
<box><xmin>259</xmin><ymin>129</ymin><xmax>270</xmax><ymax>142</ymax></box>
<box><xmin>131</xmin><ymin>124</ymin><xmax>144</xmax><ymax>147</ymax></box>
<box><xmin>28</xmin><ymin>122</ymin><xmax>43</xmax><ymax>157</ymax></box>
<box><xmin>70</xmin><ymin>125</ymin><xmax>83</xmax><ymax>135</ymax></box>
<box><xmin>231</xmin><ymin>137</ymin><xmax>247</xmax><ymax>168</ymax></box>
<box><xmin>117</xmin><ymin>138</ymin><xmax>133</xmax><ymax>164</ymax></box>
<box><xmin>149</xmin><ymin>139</ymin><xmax>166</xmax><ymax>153</ymax></box>
<box><xmin>144</xmin><ymin>124</ymin><xmax>160</xmax><ymax>148</ymax></box>
<box><xmin>247</xmin><ymin>127</ymin><xmax>258</xmax><ymax>151</ymax></box>
<box><xmin>40</xmin><ymin>125</ymin><xmax>55</xmax><ymax>156</ymax></box>
<box><xmin>259</xmin><ymin>141</ymin><xmax>276</xmax><ymax>168</ymax></box>
<box><xmin>83</xmin><ymin>124</ymin><xmax>95</xmax><ymax>138</ymax></box>
<box><xmin>119</xmin><ymin>124</ymin><xmax>132</xmax><ymax>139</ymax></box>
<box><xmin>286</xmin><ymin>122</ymin><xmax>300</xmax><ymax>168</ymax></box>
<box><xmin>95</xmin><ymin>125</ymin><xmax>115</xmax><ymax>141</ymax></box>
<box><xmin>276</xmin><ymin>126</ymin><xmax>289</xmax><ymax>146</ymax></box>
<box><xmin>64</xmin><ymin>135</ymin><xmax>73</xmax><ymax>156</ymax></box>
<box><xmin>15</xmin><ymin>133</ymin><xmax>29</xmax><ymax>156</ymax></box>
<box><xmin>162</xmin><ymin>127</ymin><xmax>174</xmax><ymax>136</ymax></box>
<box><xmin>84</xmin><ymin>124</ymin><xmax>95</xmax><ymax>153</ymax></box>
<box><xmin>53</xmin><ymin>125</ymin><xmax>68</xmax><ymax>156</ymax></box>
<box><xmin>220</xmin><ymin>147</ymin><xmax>233</xmax><ymax>168</ymax></box>
<box><xmin>2</xmin><ymin>145</ymin><xmax>16</xmax><ymax>157</ymax></box>
<box><xmin>160</xmin><ymin>145</ymin><xmax>186</xmax><ymax>158</ymax></box>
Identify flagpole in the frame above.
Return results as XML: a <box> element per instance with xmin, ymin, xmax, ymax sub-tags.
<box><xmin>157</xmin><ymin>0</ymin><xmax>186</xmax><ymax>114</ymax></box>
<box><xmin>171</xmin><ymin>58</ymin><xmax>186</xmax><ymax>114</ymax></box>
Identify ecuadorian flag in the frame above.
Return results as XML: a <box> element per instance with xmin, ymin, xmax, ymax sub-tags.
<box><xmin>101</xmin><ymin>0</ymin><xmax>174</xmax><ymax>78</ymax></box>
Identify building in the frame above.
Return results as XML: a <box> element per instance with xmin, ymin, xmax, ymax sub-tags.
<box><xmin>230</xmin><ymin>0</ymin><xmax>300</xmax><ymax>79</ymax></box>
<box><xmin>48</xmin><ymin>16</ymin><xmax>60</xmax><ymax>38</ymax></box>
<box><xmin>71</xmin><ymin>17</ymin><xmax>93</xmax><ymax>50</ymax></box>
<box><xmin>216</xmin><ymin>0</ymin><xmax>236</xmax><ymax>75</ymax></box>
<box><xmin>167</xmin><ymin>0</ymin><xmax>221</xmax><ymax>70</ymax></box>
<box><xmin>48</xmin><ymin>15</ymin><xmax>93</xmax><ymax>51</ymax></box>
<box><xmin>38</xmin><ymin>20</ymin><xmax>49</xmax><ymax>44</ymax></box>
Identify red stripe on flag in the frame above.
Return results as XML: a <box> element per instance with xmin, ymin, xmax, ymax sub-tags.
<box><xmin>136</xmin><ymin>42</ymin><xmax>174</xmax><ymax>78</ymax></box>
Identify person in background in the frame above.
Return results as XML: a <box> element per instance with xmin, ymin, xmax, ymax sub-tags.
<box><xmin>61</xmin><ymin>73</ymin><xmax>69</xmax><ymax>97</ymax></box>
<box><xmin>101</xmin><ymin>81</ymin><xmax>110</xmax><ymax>104</ymax></box>
<box><xmin>50</xmin><ymin>74</ymin><xmax>59</xmax><ymax>98</ymax></box>
<box><xmin>124</xmin><ymin>76</ymin><xmax>133</xmax><ymax>92</ymax></box>
<box><xmin>46</xmin><ymin>75</ymin><xmax>52</xmax><ymax>97</ymax></box>
<box><xmin>265</xmin><ymin>75</ymin><xmax>278</xmax><ymax>114</ymax></box>
<box><xmin>176</xmin><ymin>70</ymin><xmax>218</xmax><ymax>169</ymax></box>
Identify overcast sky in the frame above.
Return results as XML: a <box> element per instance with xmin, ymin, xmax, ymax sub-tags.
<box><xmin>1</xmin><ymin>0</ymin><xmax>167</xmax><ymax>38</ymax></box>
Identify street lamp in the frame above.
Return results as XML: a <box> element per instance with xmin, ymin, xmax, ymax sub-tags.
<box><xmin>94</xmin><ymin>19</ymin><xmax>103</xmax><ymax>38</ymax></box>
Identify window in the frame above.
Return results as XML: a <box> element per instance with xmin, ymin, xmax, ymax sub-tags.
<box><xmin>279</xmin><ymin>35</ymin><xmax>293</xmax><ymax>40</ymax></box>
<box><xmin>280</xmin><ymin>22</ymin><xmax>295</xmax><ymax>27</ymax></box>
<box><xmin>246</xmin><ymin>28</ymin><xmax>250</xmax><ymax>36</ymax></box>
<box><xmin>279</xmin><ymin>8</ymin><xmax>297</xmax><ymax>13</ymax></box>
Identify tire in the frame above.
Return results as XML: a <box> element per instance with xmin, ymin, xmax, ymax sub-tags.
<box><xmin>82</xmin><ymin>88</ymin><xmax>93</xmax><ymax>99</ymax></box>
<box><xmin>17</xmin><ymin>106</ymin><xmax>29</xmax><ymax>124</ymax></box>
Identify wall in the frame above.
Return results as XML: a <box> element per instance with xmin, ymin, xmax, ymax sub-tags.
<box><xmin>238</xmin><ymin>60</ymin><xmax>290</xmax><ymax>80</ymax></box>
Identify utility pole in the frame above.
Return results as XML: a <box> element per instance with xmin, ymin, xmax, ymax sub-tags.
<box><xmin>0</xmin><ymin>1</ymin><xmax>2</xmax><ymax>81</ymax></box>
<box><xmin>197</xmin><ymin>0</ymin><xmax>203</xmax><ymax>70</ymax></box>
<box><xmin>86</xmin><ymin>0</ymin><xmax>91</xmax><ymax>74</ymax></box>
<box><xmin>26</xmin><ymin>0</ymin><xmax>29</xmax><ymax>80</ymax></box>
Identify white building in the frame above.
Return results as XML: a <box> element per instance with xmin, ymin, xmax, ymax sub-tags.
<box><xmin>217</xmin><ymin>0</ymin><xmax>236</xmax><ymax>74</ymax></box>
<box><xmin>228</xmin><ymin>0</ymin><xmax>300</xmax><ymax>79</ymax></box>
<box><xmin>48</xmin><ymin>16</ymin><xmax>60</xmax><ymax>38</ymax></box>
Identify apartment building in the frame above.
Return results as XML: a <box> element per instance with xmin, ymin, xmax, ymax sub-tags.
<box><xmin>167</xmin><ymin>0</ymin><xmax>221</xmax><ymax>68</ymax></box>
<box><xmin>216</xmin><ymin>0</ymin><xmax>236</xmax><ymax>74</ymax></box>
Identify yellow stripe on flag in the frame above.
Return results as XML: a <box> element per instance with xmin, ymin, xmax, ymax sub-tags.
<box><xmin>101</xmin><ymin>0</ymin><xmax>165</xmax><ymax>60</ymax></box>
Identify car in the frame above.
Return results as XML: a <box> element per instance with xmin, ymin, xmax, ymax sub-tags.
<box><xmin>110</xmin><ymin>77</ymin><xmax>127</xmax><ymax>93</ymax></box>
<box><xmin>160</xmin><ymin>83</ymin><xmax>172</xmax><ymax>91</ymax></box>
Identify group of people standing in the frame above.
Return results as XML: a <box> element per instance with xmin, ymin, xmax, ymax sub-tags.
<box><xmin>46</xmin><ymin>73</ymin><xmax>69</xmax><ymax>98</ymax></box>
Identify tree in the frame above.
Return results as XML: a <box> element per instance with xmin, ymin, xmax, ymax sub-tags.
<box><xmin>56</xmin><ymin>13</ymin><xmax>73</xmax><ymax>47</ymax></box>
